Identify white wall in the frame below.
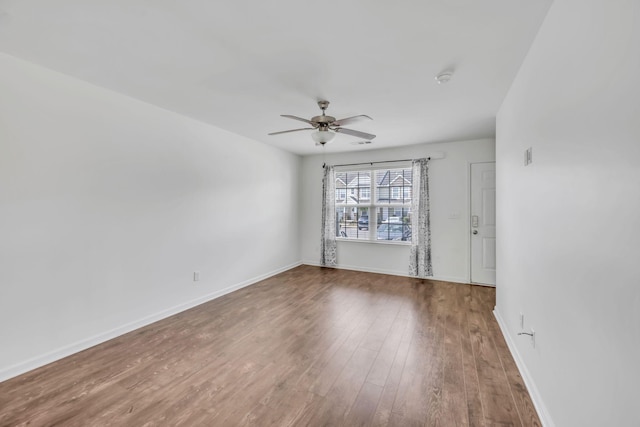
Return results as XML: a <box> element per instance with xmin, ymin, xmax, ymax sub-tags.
<box><xmin>300</xmin><ymin>139</ymin><xmax>495</xmax><ymax>282</ymax></box>
<box><xmin>495</xmin><ymin>0</ymin><xmax>640</xmax><ymax>426</ymax></box>
<box><xmin>0</xmin><ymin>53</ymin><xmax>301</xmax><ymax>380</ymax></box>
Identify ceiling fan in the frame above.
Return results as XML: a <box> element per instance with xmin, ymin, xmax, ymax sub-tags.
<box><xmin>268</xmin><ymin>100</ymin><xmax>376</xmax><ymax>145</ymax></box>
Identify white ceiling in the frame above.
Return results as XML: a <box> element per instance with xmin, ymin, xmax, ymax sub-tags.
<box><xmin>0</xmin><ymin>0</ymin><xmax>552</xmax><ymax>155</ymax></box>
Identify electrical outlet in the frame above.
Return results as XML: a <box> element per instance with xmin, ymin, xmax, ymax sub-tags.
<box><xmin>193</xmin><ymin>271</ymin><xmax>200</xmax><ymax>282</ymax></box>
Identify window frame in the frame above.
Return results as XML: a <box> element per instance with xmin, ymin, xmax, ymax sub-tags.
<box><xmin>335</xmin><ymin>163</ymin><xmax>412</xmax><ymax>245</ymax></box>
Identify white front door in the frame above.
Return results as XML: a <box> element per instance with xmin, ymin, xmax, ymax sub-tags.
<box><xmin>470</xmin><ymin>162</ymin><xmax>496</xmax><ymax>285</ymax></box>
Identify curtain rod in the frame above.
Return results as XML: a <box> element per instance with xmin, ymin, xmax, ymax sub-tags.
<box><xmin>323</xmin><ymin>157</ymin><xmax>430</xmax><ymax>169</ymax></box>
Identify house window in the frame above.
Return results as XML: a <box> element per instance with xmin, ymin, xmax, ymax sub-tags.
<box><xmin>403</xmin><ymin>187</ymin><xmax>411</xmax><ymax>200</ymax></box>
<box><xmin>335</xmin><ymin>167</ymin><xmax>412</xmax><ymax>243</ymax></box>
<box><xmin>360</xmin><ymin>187</ymin><xmax>371</xmax><ymax>200</ymax></box>
<box><xmin>391</xmin><ymin>187</ymin><xmax>401</xmax><ymax>200</ymax></box>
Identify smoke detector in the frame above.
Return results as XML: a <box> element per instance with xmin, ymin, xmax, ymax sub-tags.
<box><xmin>435</xmin><ymin>71</ymin><xmax>453</xmax><ymax>84</ymax></box>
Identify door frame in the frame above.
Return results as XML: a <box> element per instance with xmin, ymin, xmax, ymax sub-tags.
<box><xmin>468</xmin><ymin>161</ymin><xmax>496</xmax><ymax>287</ymax></box>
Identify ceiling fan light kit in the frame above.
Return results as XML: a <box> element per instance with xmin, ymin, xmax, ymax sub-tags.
<box><xmin>269</xmin><ymin>100</ymin><xmax>375</xmax><ymax>146</ymax></box>
<box><xmin>311</xmin><ymin>129</ymin><xmax>335</xmax><ymax>145</ymax></box>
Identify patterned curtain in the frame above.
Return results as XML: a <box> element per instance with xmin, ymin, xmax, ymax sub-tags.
<box><xmin>409</xmin><ymin>158</ymin><xmax>432</xmax><ymax>277</ymax></box>
<box><xmin>320</xmin><ymin>165</ymin><xmax>337</xmax><ymax>267</ymax></box>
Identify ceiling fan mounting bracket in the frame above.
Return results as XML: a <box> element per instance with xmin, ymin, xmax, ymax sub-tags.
<box><xmin>311</xmin><ymin>115</ymin><xmax>336</xmax><ymax>124</ymax></box>
<box><xmin>317</xmin><ymin>100</ymin><xmax>330</xmax><ymax>111</ymax></box>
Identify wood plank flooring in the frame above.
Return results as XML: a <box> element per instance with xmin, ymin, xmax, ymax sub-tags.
<box><xmin>0</xmin><ymin>265</ymin><xmax>541</xmax><ymax>426</ymax></box>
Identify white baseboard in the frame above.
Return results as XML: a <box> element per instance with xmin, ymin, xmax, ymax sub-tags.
<box><xmin>302</xmin><ymin>260</ymin><xmax>469</xmax><ymax>284</ymax></box>
<box><xmin>493</xmin><ymin>308</ymin><xmax>555</xmax><ymax>427</ymax></box>
<box><xmin>0</xmin><ymin>261</ymin><xmax>302</xmax><ymax>383</ymax></box>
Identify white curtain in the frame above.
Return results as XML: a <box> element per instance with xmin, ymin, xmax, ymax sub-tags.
<box><xmin>320</xmin><ymin>165</ymin><xmax>337</xmax><ymax>267</ymax></box>
<box><xmin>409</xmin><ymin>158</ymin><xmax>432</xmax><ymax>277</ymax></box>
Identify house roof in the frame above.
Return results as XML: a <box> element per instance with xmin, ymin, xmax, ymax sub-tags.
<box><xmin>376</xmin><ymin>170</ymin><xmax>412</xmax><ymax>187</ymax></box>
<box><xmin>337</xmin><ymin>169</ymin><xmax>413</xmax><ymax>188</ymax></box>
<box><xmin>346</xmin><ymin>175</ymin><xmax>371</xmax><ymax>188</ymax></box>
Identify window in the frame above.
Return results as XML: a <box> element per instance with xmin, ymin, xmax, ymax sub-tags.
<box><xmin>391</xmin><ymin>187</ymin><xmax>401</xmax><ymax>199</ymax></box>
<box><xmin>404</xmin><ymin>187</ymin><xmax>411</xmax><ymax>200</ymax></box>
<box><xmin>335</xmin><ymin>166</ymin><xmax>412</xmax><ymax>243</ymax></box>
<box><xmin>360</xmin><ymin>187</ymin><xmax>371</xmax><ymax>200</ymax></box>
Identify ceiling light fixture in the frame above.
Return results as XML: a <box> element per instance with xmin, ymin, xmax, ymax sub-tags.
<box><xmin>435</xmin><ymin>71</ymin><xmax>453</xmax><ymax>84</ymax></box>
<box><xmin>311</xmin><ymin>128</ymin><xmax>335</xmax><ymax>145</ymax></box>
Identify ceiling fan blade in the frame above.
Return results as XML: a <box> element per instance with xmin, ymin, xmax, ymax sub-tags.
<box><xmin>332</xmin><ymin>115</ymin><xmax>373</xmax><ymax>126</ymax></box>
<box><xmin>281</xmin><ymin>115</ymin><xmax>315</xmax><ymax>125</ymax></box>
<box><xmin>268</xmin><ymin>128</ymin><xmax>314</xmax><ymax>136</ymax></box>
<box><xmin>334</xmin><ymin>127</ymin><xmax>377</xmax><ymax>140</ymax></box>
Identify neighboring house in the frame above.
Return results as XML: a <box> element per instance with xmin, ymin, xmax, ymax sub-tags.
<box><xmin>335</xmin><ymin>177</ymin><xmax>347</xmax><ymax>203</ymax></box>
<box><xmin>375</xmin><ymin>169</ymin><xmax>412</xmax><ymax>203</ymax></box>
<box><xmin>335</xmin><ymin>169</ymin><xmax>412</xmax><ymax>222</ymax></box>
<box><xmin>346</xmin><ymin>174</ymin><xmax>371</xmax><ymax>204</ymax></box>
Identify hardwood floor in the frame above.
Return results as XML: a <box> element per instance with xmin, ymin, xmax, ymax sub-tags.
<box><xmin>0</xmin><ymin>265</ymin><xmax>540</xmax><ymax>426</ymax></box>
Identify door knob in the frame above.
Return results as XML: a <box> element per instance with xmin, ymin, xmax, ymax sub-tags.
<box><xmin>472</xmin><ymin>230</ymin><xmax>478</xmax><ymax>235</ymax></box>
